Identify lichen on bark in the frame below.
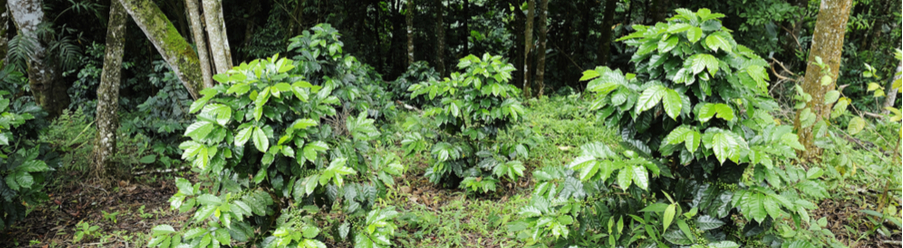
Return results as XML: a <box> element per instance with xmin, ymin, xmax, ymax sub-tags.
<box><xmin>119</xmin><ymin>0</ymin><xmax>204</xmax><ymax>99</ymax></box>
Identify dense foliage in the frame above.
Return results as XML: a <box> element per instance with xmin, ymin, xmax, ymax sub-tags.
<box><xmin>405</xmin><ymin>54</ymin><xmax>532</xmax><ymax>193</ymax></box>
<box><xmin>510</xmin><ymin>9</ymin><xmax>829</xmax><ymax>247</ymax></box>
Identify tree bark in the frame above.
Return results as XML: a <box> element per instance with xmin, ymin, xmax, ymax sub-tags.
<box><xmin>185</xmin><ymin>0</ymin><xmax>213</xmax><ymax>88</ymax></box>
<box><xmin>793</xmin><ymin>0</ymin><xmax>852</xmax><ymax>160</ymax></box>
<box><xmin>119</xmin><ymin>0</ymin><xmax>203</xmax><ymax>100</ymax></box>
<box><xmin>94</xmin><ymin>0</ymin><xmax>128</xmax><ymax>178</ymax></box>
<box><xmin>534</xmin><ymin>0</ymin><xmax>547</xmax><ymax>98</ymax></box>
<box><xmin>598</xmin><ymin>0</ymin><xmax>617</xmax><ymax>66</ymax></box>
<box><xmin>523</xmin><ymin>0</ymin><xmax>534</xmax><ymax>99</ymax></box>
<box><xmin>883</xmin><ymin>61</ymin><xmax>901</xmax><ymax>113</ymax></box>
<box><xmin>202</xmin><ymin>0</ymin><xmax>232</xmax><ymax>74</ymax></box>
<box><xmin>406</xmin><ymin>0</ymin><xmax>414</xmax><ymax>66</ymax></box>
<box><xmin>462</xmin><ymin>0</ymin><xmax>469</xmax><ymax>56</ymax></box>
<box><xmin>9</xmin><ymin>0</ymin><xmax>68</xmax><ymax>118</ymax></box>
<box><xmin>435</xmin><ymin>0</ymin><xmax>445</xmax><ymax>76</ymax></box>
<box><xmin>0</xmin><ymin>0</ymin><xmax>8</xmax><ymax>63</ymax></box>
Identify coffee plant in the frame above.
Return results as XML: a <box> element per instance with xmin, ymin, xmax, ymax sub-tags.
<box><xmin>405</xmin><ymin>53</ymin><xmax>532</xmax><ymax>193</ymax></box>
<box><xmin>287</xmin><ymin>24</ymin><xmax>397</xmax><ymax>121</ymax></box>
<box><xmin>148</xmin><ymin>54</ymin><xmax>402</xmax><ymax>247</ymax></box>
<box><xmin>510</xmin><ymin>9</ymin><xmax>825</xmax><ymax>247</ymax></box>
<box><xmin>0</xmin><ymin>92</ymin><xmax>58</xmax><ymax>230</ymax></box>
<box><xmin>391</xmin><ymin>61</ymin><xmax>441</xmax><ymax>107</ymax></box>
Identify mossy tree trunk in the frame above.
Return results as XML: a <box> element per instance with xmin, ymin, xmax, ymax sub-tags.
<box><xmin>534</xmin><ymin>0</ymin><xmax>547</xmax><ymax>98</ymax></box>
<box><xmin>119</xmin><ymin>0</ymin><xmax>203</xmax><ymax>100</ymax></box>
<box><xmin>185</xmin><ymin>0</ymin><xmax>213</xmax><ymax>88</ymax></box>
<box><xmin>598</xmin><ymin>0</ymin><xmax>617</xmax><ymax>66</ymax></box>
<box><xmin>0</xmin><ymin>0</ymin><xmax>8</xmax><ymax>63</ymax></box>
<box><xmin>884</xmin><ymin>61</ymin><xmax>901</xmax><ymax>113</ymax></box>
<box><xmin>523</xmin><ymin>0</ymin><xmax>534</xmax><ymax>99</ymax></box>
<box><xmin>202</xmin><ymin>0</ymin><xmax>232</xmax><ymax>74</ymax></box>
<box><xmin>94</xmin><ymin>0</ymin><xmax>128</xmax><ymax>178</ymax></box>
<box><xmin>9</xmin><ymin>0</ymin><xmax>69</xmax><ymax>118</ymax></box>
<box><xmin>406</xmin><ymin>0</ymin><xmax>414</xmax><ymax>67</ymax></box>
<box><xmin>793</xmin><ymin>0</ymin><xmax>852</xmax><ymax>160</ymax></box>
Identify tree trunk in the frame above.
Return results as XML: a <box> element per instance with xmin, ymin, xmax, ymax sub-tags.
<box><xmin>462</xmin><ymin>0</ymin><xmax>469</xmax><ymax>56</ymax></box>
<box><xmin>202</xmin><ymin>0</ymin><xmax>232</xmax><ymax>74</ymax></box>
<box><xmin>0</xmin><ymin>0</ymin><xmax>8</xmax><ymax>63</ymax></box>
<box><xmin>435</xmin><ymin>0</ymin><xmax>445</xmax><ymax>76</ymax></box>
<box><xmin>534</xmin><ymin>0</ymin><xmax>547</xmax><ymax>98</ymax></box>
<box><xmin>94</xmin><ymin>0</ymin><xmax>128</xmax><ymax>178</ymax></box>
<box><xmin>9</xmin><ymin>0</ymin><xmax>68</xmax><ymax>118</ymax></box>
<box><xmin>793</xmin><ymin>0</ymin><xmax>852</xmax><ymax>160</ymax></box>
<box><xmin>186</xmin><ymin>0</ymin><xmax>213</xmax><ymax>88</ymax></box>
<box><xmin>406</xmin><ymin>0</ymin><xmax>414</xmax><ymax>66</ymax></box>
<box><xmin>598</xmin><ymin>0</ymin><xmax>617</xmax><ymax>66</ymax></box>
<box><xmin>884</xmin><ymin>61</ymin><xmax>901</xmax><ymax>113</ymax></box>
<box><xmin>119</xmin><ymin>0</ymin><xmax>203</xmax><ymax>100</ymax></box>
<box><xmin>523</xmin><ymin>0</ymin><xmax>534</xmax><ymax>99</ymax></box>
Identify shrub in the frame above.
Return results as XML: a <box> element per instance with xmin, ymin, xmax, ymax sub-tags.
<box><xmin>148</xmin><ymin>54</ymin><xmax>403</xmax><ymax>247</ymax></box>
<box><xmin>406</xmin><ymin>54</ymin><xmax>532</xmax><ymax>193</ymax></box>
<box><xmin>391</xmin><ymin>61</ymin><xmax>441</xmax><ymax>107</ymax></box>
<box><xmin>0</xmin><ymin>92</ymin><xmax>58</xmax><ymax>230</ymax></box>
<box><xmin>287</xmin><ymin>24</ymin><xmax>397</xmax><ymax>121</ymax></box>
<box><xmin>511</xmin><ymin>9</ymin><xmax>823</xmax><ymax>247</ymax></box>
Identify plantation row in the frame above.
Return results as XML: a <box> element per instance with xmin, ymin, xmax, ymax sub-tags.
<box><xmin>2</xmin><ymin>8</ymin><xmax>900</xmax><ymax>248</ymax></box>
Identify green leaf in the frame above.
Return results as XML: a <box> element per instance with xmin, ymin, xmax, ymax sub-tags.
<box><xmin>667</xmin><ymin>23</ymin><xmax>692</xmax><ymax>33</ymax></box>
<box><xmin>14</xmin><ymin>170</ymin><xmax>33</xmax><ymax>189</ymax></box>
<box><xmin>662</xmin><ymin>89</ymin><xmax>682</xmax><ymax>120</ymax></box>
<box><xmin>704</xmin><ymin>32</ymin><xmax>731</xmax><ymax>52</ymax></box>
<box><xmin>686</xmin><ymin>27</ymin><xmax>703</xmax><ymax>43</ymax></box>
<box><xmin>252</xmin><ymin>126</ymin><xmax>269</xmax><ymax>152</ymax></box>
<box><xmin>698</xmin><ymin>103</ymin><xmax>734</xmax><ymax>123</ymax></box>
<box><xmin>292</xmin><ymin>119</ymin><xmax>319</xmax><ymax>130</ymax></box>
<box><xmin>302</xmin><ymin>141</ymin><xmax>329</xmax><ymax>163</ymax></box>
<box><xmin>152</xmin><ymin>225</ymin><xmax>176</xmax><ymax>235</ymax></box>
<box><xmin>824</xmin><ymin>90</ymin><xmax>840</xmax><ymax>104</ymax></box>
<box><xmin>139</xmin><ymin>155</ymin><xmax>157</xmax><ymax>164</ymax></box>
<box><xmin>663</xmin><ymin>204</ymin><xmax>676</xmax><ymax>232</ymax></box>
<box><xmin>848</xmin><ymin>116</ymin><xmax>866</xmax><ymax>135</ymax></box>
<box><xmin>185</xmin><ymin>121</ymin><xmax>215</xmax><ymax>140</ymax></box>
<box><xmin>820</xmin><ymin>74</ymin><xmax>833</xmax><ymax>86</ymax></box>
<box><xmin>234</xmin><ymin>126</ymin><xmax>254</xmax><ymax>147</ymax></box>
<box><xmin>631</xmin><ymin>164</ymin><xmax>649</xmax><ymax>190</ymax></box>
<box><xmin>197</xmin><ymin>194</ymin><xmax>222</xmax><ymax>205</ymax></box>
<box><xmin>203</xmin><ymin>104</ymin><xmax>232</xmax><ymax>126</ymax></box>
<box><xmin>617</xmin><ymin>164</ymin><xmax>634</xmax><ymax>190</ymax></box>
<box><xmin>658</xmin><ymin>36</ymin><xmax>679</xmax><ymax>53</ymax></box>
<box><xmin>636</xmin><ymin>85</ymin><xmax>667</xmax><ymax>113</ymax></box>
<box><xmin>696</xmin><ymin>215</ymin><xmax>725</xmax><ymax>231</ymax></box>
<box><xmin>710</xmin><ymin>131</ymin><xmax>744</xmax><ymax>164</ymax></box>
<box><xmin>580</xmin><ymin>70</ymin><xmax>600</xmax><ymax>81</ymax></box>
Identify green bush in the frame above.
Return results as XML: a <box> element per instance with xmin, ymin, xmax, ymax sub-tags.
<box><xmin>406</xmin><ymin>54</ymin><xmax>532</xmax><ymax>193</ymax></box>
<box><xmin>287</xmin><ymin>23</ymin><xmax>397</xmax><ymax>122</ymax></box>
<box><xmin>148</xmin><ymin>54</ymin><xmax>403</xmax><ymax>247</ymax></box>
<box><xmin>0</xmin><ymin>92</ymin><xmax>58</xmax><ymax>230</ymax></box>
<box><xmin>511</xmin><ymin>9</ymin><xmax>824</xmax><ymax>247</ymax></box>
<box><xmin>391</xmin><ymin>61</ymin><xmax>441</xmax><ymax>107</ymax></box>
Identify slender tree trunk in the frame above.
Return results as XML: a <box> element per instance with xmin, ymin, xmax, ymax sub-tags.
<box><xmin>523</xmin><ymin>0</ymin><xmax>534</xmax><ymax>99</ymax></box>
<box><xmin>119</xmin><ymin>0</ymin><xmax>203</xmax><ymax>100</ymax></box>
<box><xmin>534</xmin><ymin>0</ymin><xmax>548</xmax><ymax>98</ymax></box>
<box><xmin>94</xmin><ymin>0</ymin><xmax>128</xmax><ymax>178</ymax></box>
<box><xmin>793</xmin><ymin>0</ymin><xmax>852</xmax><ymax>160</ymax></box>
<box><xmin>435</xmin><ymin>0</ymin><xmax>445</xmax><ymax>76</ymax></box>
<box><xmin>406</xmin><ymin>0</ymin><xmax>414</xmax><ymax>66</ymax></box>
<box><xmin>598</xmin><ymin>0</ymin><xmax>617</xmax><ymax>66</ymax></box>
<box><xmin>0</xmin><ymin>0</ymin><xmax>8</xmax><ymax>63</ymax></box>
<box><xmin>462</xmin><ymin>0</ymin><xmax>469</xmax><ymax>56</ymax></box>
<box><xmin>884</xmin><ymin>61</ymin><xmax>901</xmax><ymax>113</ymax></box>
<box><xmin>186</xmin><ymin>0</ymin><xmax>213</xmax><ymax>88</ymax></box>
<box><xmin>9</xmin><ymin>0</ymin><xmax>68</xmax><ymax>118</ymax></box>
<box><xmin>202</xmin><ymin>0</ymin><xmax>232</xmax><ymax>74</ymax></box>
<box><xmin>510</xmin><ymin>0</ymin><xmax>523</xmax><ymax>88</ymax></box>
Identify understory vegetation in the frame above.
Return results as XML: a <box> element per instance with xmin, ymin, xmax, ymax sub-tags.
<box><xmin>0</xmin><ymin>1</ymin><xmax>899</xmax><ymax>248</ymax></box>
